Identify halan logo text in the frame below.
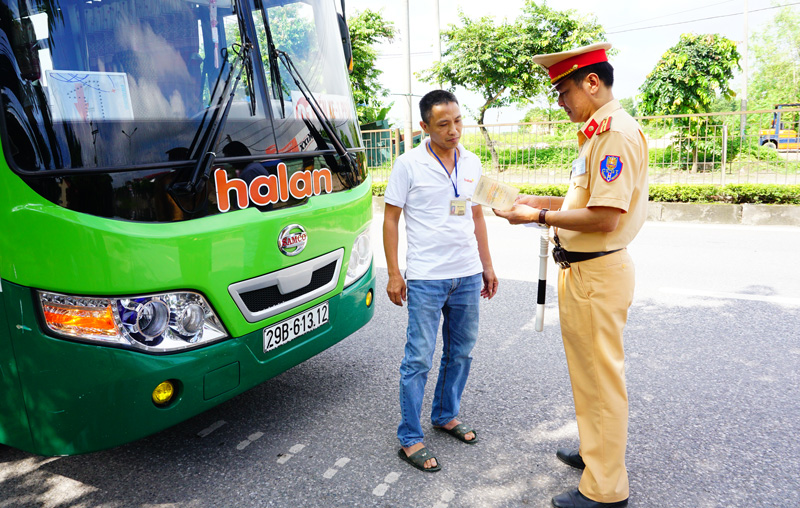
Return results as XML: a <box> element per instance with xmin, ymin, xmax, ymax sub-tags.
<box><xmin>214</xmin><ymin>163</ymin><xmax>333</xmax><ymax>213</ymax></box>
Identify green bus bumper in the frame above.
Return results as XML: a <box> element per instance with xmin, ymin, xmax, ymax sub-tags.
<box><xmin>0</xmin><ymin>267</ymin><xmax>375</xmax><ymax>457</ymax></box>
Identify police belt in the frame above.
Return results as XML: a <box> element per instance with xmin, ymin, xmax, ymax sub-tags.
<box><xmin>552</xmin><ymin>245</ymin><xmax>622</xmax><ymax>269</ymax></box>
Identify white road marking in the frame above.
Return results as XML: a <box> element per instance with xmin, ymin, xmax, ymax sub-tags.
<box><xmin>197</xmin><ymin>420</ymin><xmax>226</xmax><ymax>438</ymax></box>
<box><xmin>236</xmin><ymin>431</ymin><xmax>265</xmax><ymax>450</ymax></box>
<box><xmin>384</xmin><ymin>472</ymin><xmax>400</xmax><ymax>484</ymax></box>
<box><xmin>660</xmin><ymin>287</ymin><xmax>800</xmax><ymax>306</ymax></box>
<box><xmin>432</xmin><ymin>488</ymin><xmax>456</xmax><ymax>508</ymax></box>
<box><xmin>373</xmin><ymin>471</ymin><xmax>401</xmax><ymax>497</ymax></box>
<box><xmin>277</xmin><ymin>444</ymin><xmax>306</xmax><ymax>464</ymax></box>
<box><xmin>323</xmin><ymin>457</ymin><xmax>351</xmax><ymax>479</ymax></box>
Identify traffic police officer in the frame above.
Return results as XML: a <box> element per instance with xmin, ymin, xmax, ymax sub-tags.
<box><xmin>495</xmin><ymin>42</ymin><xmax>648</xmax><ymax>508</ymax></box>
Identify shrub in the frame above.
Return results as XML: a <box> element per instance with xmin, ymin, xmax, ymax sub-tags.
<box><xmin>514</xmin><ymin>184</ymin><xmax>569</xmax><ymax>197</ymax></box>
<box><xmin>372</xmin><ymin>182</ymin><xmax>387</xmax><ymax>196</ymax></box>
<box><xmin>649</xmin><ymin>184</ymin><xmax>800</xmax><ymax>204</ymax></box>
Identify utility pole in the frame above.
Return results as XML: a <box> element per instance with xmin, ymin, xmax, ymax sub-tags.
<box><xmin>740</xmin><ymin>0</ymin><xmax>748</xmax><ymax>139</ymax></box>
<box><xmin>434</xmin><ymin>0</ymin><xmax>442</xmax><ymax>89</ymax></box>
<box><xmin>402</xmin><ymin>0</ymin><xmax>413</xmax><ymax>153</ymax></box>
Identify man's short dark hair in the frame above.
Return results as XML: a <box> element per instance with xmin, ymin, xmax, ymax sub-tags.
<box><xmin>569</xmin><ymin>61</ymin><xmax>614</xmax><ymax>88</ymax></box>
<box><xmin>419</xmin><ymin>90</ymin><xmax>459</xmax><ymax>124</ymax></box>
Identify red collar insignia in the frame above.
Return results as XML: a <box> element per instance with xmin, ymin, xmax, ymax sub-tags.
<box><xmin>583</xmin><ymin>119</ymin><xmax>599</xmax><ymax>139</ymax></box>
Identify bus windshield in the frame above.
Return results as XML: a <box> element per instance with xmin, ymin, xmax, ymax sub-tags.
<box><xmin>0</xmin><ymin>0</ymin><xmax>359</xmax><ymax>173</ymax></box>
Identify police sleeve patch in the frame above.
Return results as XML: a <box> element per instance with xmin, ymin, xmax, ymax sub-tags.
<box><xmin>600</xmin><ymin>155</ymin><xmax>623</xmax><ymax>182</ymax></box>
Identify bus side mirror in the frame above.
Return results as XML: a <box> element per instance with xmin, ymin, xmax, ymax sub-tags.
<box><xmin>338</xmin><ymin>13</ymin><xmax>353</xmax><ymax>74</ymax></box>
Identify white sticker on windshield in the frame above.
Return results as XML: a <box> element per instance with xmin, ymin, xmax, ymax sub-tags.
<box><xmin>46</xmin><ymin>71</ymin><xmax>134</xmax><ymax>122</ymax></box>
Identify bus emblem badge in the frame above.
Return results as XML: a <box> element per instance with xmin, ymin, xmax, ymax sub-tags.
<box><xmin>278</xmin><ymin>224</ymin><xmax>307</xmax><ymax>256</ymax></box>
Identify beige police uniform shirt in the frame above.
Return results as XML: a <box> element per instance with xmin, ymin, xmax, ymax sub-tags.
<box><xmin>558</xmin><ymin>99</ymin><xmax>648</xmax><ymax>252</ymax></box>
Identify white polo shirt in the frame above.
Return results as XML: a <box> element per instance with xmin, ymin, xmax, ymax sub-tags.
<box><xmin>384</xmin><ymin>141</ymin><xmax>483</xmax><ymax>280</ymax></box>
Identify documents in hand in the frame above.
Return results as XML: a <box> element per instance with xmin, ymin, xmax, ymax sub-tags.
<box><xmin>470</xmin><ymin>176</ymin><xmax>520</xmax><ymax>211</ymax></box>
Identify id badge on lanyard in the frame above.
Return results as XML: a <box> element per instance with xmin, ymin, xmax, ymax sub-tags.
<box><xmin>450</xmin><ymin>199</ymin><xmax>467</xmax><ymax>216</ymax></box>
<box><xmin>429</xmin><ymin>141</ymin><xmax>465</xmax><ymax>217</ymax></box>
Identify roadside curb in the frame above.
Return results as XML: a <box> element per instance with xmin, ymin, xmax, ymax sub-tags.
<box><xmin>648</xmin><ymin>202</ymin><xmax>800</xmax><ymax>226</ymax></box>
<box><xmin>372</xmin><ymin>197</ymin><xmax>800</xmax><ymax>226</ymax></box>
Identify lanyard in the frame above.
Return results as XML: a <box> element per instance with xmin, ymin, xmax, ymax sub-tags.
<box><xmin>428</xmin><ymin>141</ymin><xmax>459</xmax><ymax>197</ymax></box>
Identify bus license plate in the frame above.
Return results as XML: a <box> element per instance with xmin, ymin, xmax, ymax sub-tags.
<box><xmin>263</xmin><ymin>301</ymin><xmax>329</xmax><ymax>352</ymax></box>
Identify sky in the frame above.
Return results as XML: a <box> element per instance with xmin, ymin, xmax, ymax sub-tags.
<box><xmin>345</xmin><ymin>0</ymin><xmax>797</xmax><ymax>126</ymax></box>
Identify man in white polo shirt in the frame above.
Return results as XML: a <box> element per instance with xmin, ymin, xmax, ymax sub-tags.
<box><xmin>383</xmin><ymin>90</ymin><xmax>498</xmax><ymax>473</ymax></box>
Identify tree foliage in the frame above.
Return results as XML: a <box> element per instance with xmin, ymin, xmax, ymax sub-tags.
<box><xmin>420</xmin><ymin>1</ymin><xmax>605</xmax><ymax>124</ymax></box>
<box><xmin>417</xmin><ymin>0</ymin><xmax>606</xmax><ymax>167</ymax></box>
<box><xmin>347</xmin><ymin>9</ymin><xmax>395</xmax><ymax>125</ymax></box>
<box><xmin>521</xmin><ymin>106</ymin><xmax>568</xmax><ymax>124</ymax></box>
<box><xmin>749</xmin><ymin>6</ymin><xmax>800</xmax><ymax>109</ymax></box>
<box><xmin>639</xmin><ymin>33</ymin><xmax>740</xmax><ymax>116</ymax></box>
<box><xmin>619</xmin><ymin>97</ymin><xmax>637</xmax><ymax>117</ymax></box>
<box><xmin>638</xmin><ymin>33</ymin><xmax>740</xmax><ymax>172</ymax></box>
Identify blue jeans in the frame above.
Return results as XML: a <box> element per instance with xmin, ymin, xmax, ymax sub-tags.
<box><xmin>398</xmin><ymin>273</ymin><xmax>482</xmax><ymax>448</ymax></box>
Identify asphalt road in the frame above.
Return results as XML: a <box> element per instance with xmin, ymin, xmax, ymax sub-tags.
<box><xmin>2</xmin><ymin>217</ymin><xmax>799</xmax><ymax>508</ymax></box>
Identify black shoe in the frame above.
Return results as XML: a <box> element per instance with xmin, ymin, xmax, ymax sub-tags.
<box><xmin>556</xmin><ymin>448</ymin><xmax>585</xmax><ymax>470</ymax></box>
<box><xmin>551</xmin><ymin>489</ymin><xmax>628</xmax><ymax>508</ymax></box>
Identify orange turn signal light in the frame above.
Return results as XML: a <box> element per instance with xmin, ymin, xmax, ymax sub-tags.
<box><xmin>42</xmin><ymin>302</ymin><xmax>118</xmax><ymax>337</ymax></box>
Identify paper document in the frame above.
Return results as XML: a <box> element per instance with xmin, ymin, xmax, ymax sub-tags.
<box><xmin>470</xmin><ymin>176</ymin><xmax>519</xmax><ymax>211</ymax></box>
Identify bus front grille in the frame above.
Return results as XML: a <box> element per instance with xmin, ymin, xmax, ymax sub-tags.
<box><xmin>228</xmin><ymin>249</ymin><xmax>343</xmax><ymax>323</ymax></box>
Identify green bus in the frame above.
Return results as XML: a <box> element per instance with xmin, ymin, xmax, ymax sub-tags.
<box><xmin>0</xmin><ymin>0</ymin><xmax>375</xmax><ymax>456</ymax></box>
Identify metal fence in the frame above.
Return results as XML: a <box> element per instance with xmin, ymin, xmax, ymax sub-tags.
<box><xmin>362</xmin><ymin>107</ymin><xmax>800</xmax><ymax>186</ymax></box>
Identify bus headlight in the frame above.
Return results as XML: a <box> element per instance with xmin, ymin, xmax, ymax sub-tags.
<box><xmin>39</xmin><ymin>291</ymin><xmax>228</xmax><ymax>353</ymax></box>
<box><xmin>344</xmin><ymin>227</ymin><xmax>372</xmax><ymax>287</ymax></box>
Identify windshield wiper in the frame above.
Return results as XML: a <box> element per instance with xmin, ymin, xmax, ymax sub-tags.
<box><xmin>169</xmin><ymin>41</ymin><xmax>252</xmax><ymax>210</ymax></box>
<box><xmin>260</xmin><ymin>11</ymin><xmax>286</xmax><ymax>117</ymax></box>
<box><xmin>275</xmin><ymin>49</ymin><xmax>359</xmax><ymax>178</ymax></box>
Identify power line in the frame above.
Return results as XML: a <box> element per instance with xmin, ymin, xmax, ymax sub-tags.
<box><xmin>607</xmin><ymin>2</ymin><xmax>800</xmax><ymax>34</ymax></box>
<box><xmin>608</xmin><ymin>0</ymin><xmax>735</xmax><ymax>30</ymax></box>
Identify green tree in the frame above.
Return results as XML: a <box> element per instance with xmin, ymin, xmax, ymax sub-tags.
<box><xmin>521</xmin><ymin>106</ymin><xmax>568</xmax><ymax>124</ymax></box>
<box><xmin>619</xmin><ymin>97</ymin><xmax>637</xmax><ymax>117</ymax></box>
<box><xmin>348</xmin><ymin>9</ymin><xmax>396</xmax><ymax>126</ymax></box>
<box><xmin>639</xmin><ymin>33</ymin><xmax>740</xmax><ymax>115</ymax></box>
<box><xmin>749</xmin><ymin>6</ymin><xmax>800</xmax><ymax>110</ymax></box>
<box><xmin>520</xmin><ymin>106</ymin><xmax>567</xmax><ymax>135</ymax></box>
<box><xmin>418</xmin><ymin>1</ymin><xmax>606</xmax><ymax>169</ymax></box>
<box><xmin>639</xmin><ymin>33</ymin><xmax>740</xmax><ymax>172</ymax></box>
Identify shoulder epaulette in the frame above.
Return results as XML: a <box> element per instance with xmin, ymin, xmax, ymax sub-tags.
<box><xmin>596</xmin><ymin>116</ymin><xmax>612</xmax><ymax>135</ymax></box>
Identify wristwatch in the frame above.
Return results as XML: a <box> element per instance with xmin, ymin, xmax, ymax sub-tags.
<box><xmin>538</xmin><ymin>208</ymin><xmax>549</xmax><ymax>225</ymax></box>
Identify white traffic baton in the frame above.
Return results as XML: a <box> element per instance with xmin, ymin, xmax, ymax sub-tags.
<box><xmin>535</xmin><ymin>224</ymin><xmax>549</xmax><ymax>332</ymax></box>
